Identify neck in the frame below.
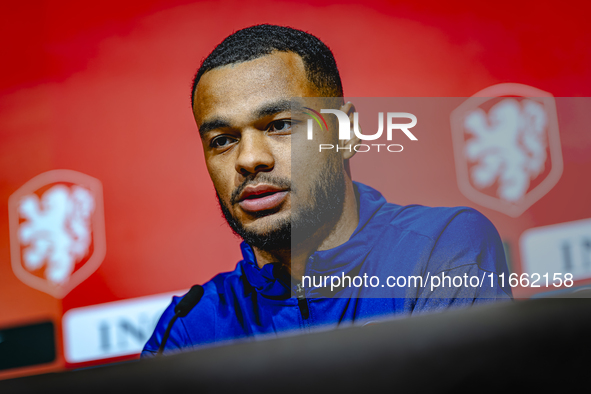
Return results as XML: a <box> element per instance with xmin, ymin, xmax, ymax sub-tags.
<box><xmin>252</xmin><ymin>178</ymin><xmax>359</xmax><ymax>281</ymax></box>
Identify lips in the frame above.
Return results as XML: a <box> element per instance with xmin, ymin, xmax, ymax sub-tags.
<box><xmin>237</xmin><ymin>184</ymin><xmax>289</xmax><ymax>213</ymax></box>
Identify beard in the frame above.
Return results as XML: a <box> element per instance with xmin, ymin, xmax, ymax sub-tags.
<box><xmin>216</xmin><ymin>158</ymin><xmax>346</xmax><ymax>252</ymax></box>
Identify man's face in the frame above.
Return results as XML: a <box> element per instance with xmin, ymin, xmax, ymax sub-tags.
<box><xmin>193</xmin><ymin>52</ymin><xmax>344</xmax><ymax>251</ymax></box>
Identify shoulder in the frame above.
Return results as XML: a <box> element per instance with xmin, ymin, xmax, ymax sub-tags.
<box><xmin>355</xmin><ymin>182</ymin><xmax>495</xmax><ymax>241</ymax></box>
<box><xmin>385</xmin><ymin>205</ymin><xmax>512</xmax><ymax>299</ymax></box>
<box><xmin>377</xmin><ymin>201</ymin><xmax>496</xmax><ymax>243</ymax></box>
<box><xmin>356</xmin><ymin>181</ymin><xmax>504</xmax><ymax>267</ymax></box>
<box><xmin>354</xmin><ymin>183</ymin><xmax>511</xmax><ymax>300</ymax></box>
<box><xmin>409</xmin><ymin>206</ymin><xmax>508</xmax><ymax>280</ymax></box>
<box><xmin>358</xmin><ymin>182</ymin><xmax>503</xmax><ymax>267</ymax></box>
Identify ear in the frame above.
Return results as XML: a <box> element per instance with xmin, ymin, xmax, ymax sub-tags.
<box><xmin>337</xmin><ymin>101</ymin><xmax>361</xmax><ymax>160</ymax></box>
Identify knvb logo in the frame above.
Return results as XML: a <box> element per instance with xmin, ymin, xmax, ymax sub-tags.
<box><xmin>450</xmin><ymin>83</ymin><xmax>563</xmax><ymax>217</ymax></box>
<box><xmin>8</xmin><ymin>170</ymin><xmax>106</xmax><ymax>298</ymax></box>
<box><xmin>304</xmin><ymin>108</ymin><xmax>417</xmax><ymax>152</ymax></box>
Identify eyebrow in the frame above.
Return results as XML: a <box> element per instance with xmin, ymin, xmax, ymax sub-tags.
<box><xmin>198</xmin><ymin>118</ymin><xmax>232</xmax><ymax>137</ymax></box>
<box><xmin>198</xmin><ymin>99</ymin><xmax>298</xmax><ymax>138</ymax></box>
<box><xmin>255</xmin><ymin>99</ymin><xmax>293</xmax><ymax>118</ymax></box>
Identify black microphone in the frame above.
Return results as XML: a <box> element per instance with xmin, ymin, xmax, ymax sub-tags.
<box><xmin>157</xmin><ymin>285</ymin><xmax>204</xmax><ymax>356</ymax></box>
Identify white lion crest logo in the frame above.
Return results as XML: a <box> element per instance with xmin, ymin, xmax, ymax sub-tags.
<box><xmin>9</xmin><ymin>170</ymin><xmax>106</xmax><ymax>298</ymax></box>
<box><xmin>464</xmin><ymin>98</ymin><xmax>548</xmax><ymax>203</ymax></box>
<box><xmin>18</xmin><ymin>185</ymin><xmax>95</xmax><ymax>285</ymax></box>
<box><xmin>451</xmin><ymin>83</ymin><xmax>562</xmax><ymax>217</ymax></box>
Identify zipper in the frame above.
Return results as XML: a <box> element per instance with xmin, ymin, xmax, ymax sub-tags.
<box><xmin>296</xmin><ymin>283</ymin><xmax>310</xmax><ymax>321</ymax></box>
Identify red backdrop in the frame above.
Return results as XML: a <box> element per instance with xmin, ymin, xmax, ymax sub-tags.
<box><xmin>1</xmin><ymin>0</ymin><xmax>590</xmax><ymax>379</ymax></box>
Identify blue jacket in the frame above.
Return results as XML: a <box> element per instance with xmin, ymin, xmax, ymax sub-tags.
<box><xmin>142</xmin><ymin>182</ymin><xmax>511</xmax><ymax>357</ymax></box>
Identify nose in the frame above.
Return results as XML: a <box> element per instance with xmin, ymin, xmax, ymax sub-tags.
<box><xmin>235</xmin><ymin>130</ymin><xmax>275</xmax><ymax>177</ymax></box>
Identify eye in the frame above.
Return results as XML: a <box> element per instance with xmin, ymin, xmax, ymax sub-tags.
<box><xmin>210</xmin><ymin>135</ymin><xmax>236</xmax><ymax>149</ymax></box>
<box><xmin>268</xmin><ymin>120</ymin><xmax>292</xmax><ymax>133</ymax></box>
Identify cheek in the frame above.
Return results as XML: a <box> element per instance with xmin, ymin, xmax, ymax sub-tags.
<box><xmin>206</xmin><ymin>159</ymin><xmax>232</xmax><ymax>198</ymax></box>
<box><xmin>292</xmin><ymin>153</ymin><xmax>327</xmax><ymax>201</ymax></box>
<box><xmin>273</xmin><ymin>142</ymin><xmax>292</xmax><ymax>172</ymax></box>
<box><xmin>291</xmin><ymin>132</ymin><xmax>319</xmax><ymax>175</ymax></box>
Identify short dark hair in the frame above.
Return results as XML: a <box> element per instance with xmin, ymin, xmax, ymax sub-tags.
<box><xmin>191</xmin><ymin>24</ymin><xmax>343</xmax><ymax>108</ymax></box>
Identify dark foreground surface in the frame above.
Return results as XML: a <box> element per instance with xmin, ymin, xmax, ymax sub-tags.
<box><xmin>2</xmin><ymin>292</ymin><xmax>591</xmax><ymax>394</ymax></box>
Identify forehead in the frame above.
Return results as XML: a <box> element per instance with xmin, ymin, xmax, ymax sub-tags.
<box><xmin>192</xmin><ymin>52</ymin><xmax>316</xmax><ymax>124</ymax></box>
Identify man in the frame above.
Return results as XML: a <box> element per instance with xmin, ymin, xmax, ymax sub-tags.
<box><xmin>142</xmin><ymin>24</ymin><xmax>511</xmax><ymax>357</ymax></box>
